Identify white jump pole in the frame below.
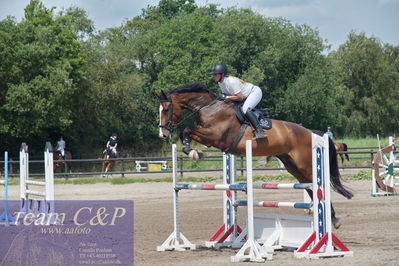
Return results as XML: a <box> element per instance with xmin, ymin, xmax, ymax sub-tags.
<box><xmin>19</xmin><ymin>143</ymin><xmax>29</xmax><ymax>213</ymax></box>
<box><xmin>44</xmin><ymin>142</ymin><xmax>55</xmax><ymax>216</ymax></box>
<box><xmin>157</xmin><ymin>144</ymin><xmax>196</xmax><ymax>251</ymax></box>
<box><xmin>231</xmin><ymin>140</ymin><xmax>273</xmax><ymax>262</ymax></box>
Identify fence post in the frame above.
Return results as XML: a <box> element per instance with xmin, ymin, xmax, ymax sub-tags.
<box><xmin>121</xmin><ymin>160</ymin><xmax>125</xmax><ymax>177</ymax></box>
<box><xmin>64</xmin><ymin>162</ymin><xmax>68</xmax><ymax>180</ymax></box>
<box><xmin>9</xmin><ymin>157</ymin><xmax>13</xmax><ymax>176</ymax></box>
<box><xmin>240</xmin><ymin>156</ymin><xmax>244</xmax><ymax>176</ymax></box>
<box><xmin>179</xmin><ymin>156</ymin><xmax>183</xmax><ymax>178</ymax></box>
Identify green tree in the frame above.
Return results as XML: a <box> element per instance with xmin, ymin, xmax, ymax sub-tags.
<box><xmin>80</xmin><ymin>24</ymin><xmax>157</xmax><ymax>151</ymax></box>
<box><xmin>0</xmin><ymin>0</ymin><xmax>85</xmax><ymax>151</ymax></box>
<box><xmin>121</xmin><ymin>4</ymin><xmax>334</xmax><ymax>140</ymax></box>
<box><xmin>329</xmin><ymin>32</ymin><xmax>399</xmax><ymax>137</ymax></box>
<box><xmin>141</xmin><ymin>0</ymin><xmax>197</xmax><ymax>20</ymax></box>
<box><xmin>277</xmin><ymin>64</ymin><xmax>346</xmax><ymax>131</ymax></box>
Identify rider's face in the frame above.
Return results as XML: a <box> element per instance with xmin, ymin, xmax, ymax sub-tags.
<box><xmin>213</xmin><ymin>73</ymin><xmax>223</xmax><ymax>83</ymax></box>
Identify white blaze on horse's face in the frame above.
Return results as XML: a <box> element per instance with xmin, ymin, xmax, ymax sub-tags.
<box><xmin>159</xmin><ymin>104</ymin><xmax>171</xmax><ymax>139</ymax></box>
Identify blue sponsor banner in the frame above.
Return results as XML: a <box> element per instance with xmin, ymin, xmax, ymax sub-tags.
<box><xmin>0</xmin><ymin>200</ymin><xmax>134</xmax><ymax>266</ymax></box>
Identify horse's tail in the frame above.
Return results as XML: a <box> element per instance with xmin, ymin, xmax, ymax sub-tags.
<box><xmin>311</xmin><ymin>130</ymin><xmax>353</xmax><ymax>199</ymax></box>
<box><xmin>328</xmin><ymin>138</ymin><xmax>353</xmax><ymax>199</ymax></box>
<box><xmin>343</xmin><ymin>143</ymin><xmax>350</xmax><ymax>161</ymax></box>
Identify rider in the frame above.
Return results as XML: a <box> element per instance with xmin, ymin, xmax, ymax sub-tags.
<box><xmin>104</xmin><ymin>133</ymin><xmax>118</xmax><ymax>159</ymax></box>
<box><xmin>55</xmin><ymin>136</ymin><xmax>66</xmax><ymax>159</ymax></box>
<box><xmin>325</xmin><ymin>127</ymin><xmax>334</xmax><ymax>140</ymax></box>
<box><xmin>210</xmin><ymin>63</ymin><xmax>266</xmax><ymax>139</ymax></box>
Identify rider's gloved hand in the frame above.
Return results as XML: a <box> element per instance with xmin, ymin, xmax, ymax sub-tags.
<box><xmin>217</xmin><ymin>93</ymin><xmax>227</xmax><ymax>101</ymax></box>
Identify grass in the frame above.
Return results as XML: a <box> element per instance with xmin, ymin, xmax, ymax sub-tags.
<box><xmin>3</xmin><ymin>137</ymin><xmax>383</xmax><ymax>186</ymax></box>
<box><xmin>237</xmin><ymin>173</ymin><xmax>296</xmax><ymax>182</ymax></box>
<box><xmin>5</xmin><ymin>171</ymin><xmax>370</xmax><ymax>185</ymax></box>
<box><xmin>110</xmin><ymin>176</ymin><xmax>220</xmax><ymax>185</ymax></box>
<box><xmin>344</xmin><ymin>170</ymin><xmax>372</xmax><ymax>181</ymax></box>
<box><xmin>336</xmin><ymin>136</ymin><xmax>394</xmax><ymax>148</ymax></box>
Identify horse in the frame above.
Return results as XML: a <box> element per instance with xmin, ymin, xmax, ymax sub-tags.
<box><xmin>53</xmin><ymin>151</ymin><xmax>72</xmax><ymax>172</ymax></box>
<box><xmin>157</xmin><ymin>82</ymin><xmax>353</xmax><ymax>229</ymax></box>
<box><xmin>334</xmin><ymin>142</ymin><xmax>349</xmax><ymax>164</ymax></box>
<box><xmin>102</xmin><ymin>151</ymin><xmax>118</xmax><ymax>177</ymax></box>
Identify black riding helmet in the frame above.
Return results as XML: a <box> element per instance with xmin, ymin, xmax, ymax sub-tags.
<box><xmin>209</xmin><ymin>63</ymin><xmax>228</xmax><ymax>75</ymax></box>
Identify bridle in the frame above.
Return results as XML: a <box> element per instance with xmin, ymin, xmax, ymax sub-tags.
<box><xmin>159</xmin><ymin>98</ymin><xmax>176</xmax><ymax>133</ymax></box>
<box><xmin>159</xmin><ymin>95</ymin><xmax>218</xmax><ymax>134</ymax></box>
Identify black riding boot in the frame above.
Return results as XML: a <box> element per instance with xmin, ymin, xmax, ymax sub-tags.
<box><xmin>245</xmin><ymin>109</ymin><xmax>266</xmax><ymax>139</ymax></box>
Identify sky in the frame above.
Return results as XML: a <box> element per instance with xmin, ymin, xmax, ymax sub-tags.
<box><xmin>1</xmin><ymin>0</ymin><xmax>398</xmax><ymax>50</ymax></box>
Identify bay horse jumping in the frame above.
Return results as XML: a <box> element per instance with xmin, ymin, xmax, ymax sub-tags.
<box><xmin>157</xmin><ymin>82</ymin><xmax>353</xmax><ymax>228</ymax></box>
<box><xmin>334</xmin><ymin>142</ymin><xmax>350</xmax><ymax>164</ymax></box>
<box><xmin>53</xmin><ymin>151</ymin><xmax>72</xmax><ymax>172</ymax></box>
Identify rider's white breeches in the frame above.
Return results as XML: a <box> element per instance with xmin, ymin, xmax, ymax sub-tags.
<box><xmin>58</xmin><ymin>149</ymin><xmax>65</xmax><ymax>157</ymax></box>
<box><xmin>242</xmin><ymin>86</ymin><xmax>262</xmax><ymax>114</ymax></box>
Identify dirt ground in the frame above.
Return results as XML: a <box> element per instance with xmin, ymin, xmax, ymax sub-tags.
<box><xmin>5</xmin><ymin>176</ymin><xmax>399</xmax><ymax>266</ymax></box>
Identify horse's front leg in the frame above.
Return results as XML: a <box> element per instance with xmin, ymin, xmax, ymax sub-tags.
<box><xmin>181</xmin><ymin>126</ymin><xmax>219</xmax><ymax>160</ymax></box>
<box><xmin>181</xmin><ymin>127</ymin><xmax>193</xmax><ymax>155</ymax></box>
<box><xmin>182</xmin><ymin>127</ymin><xmax>205</xmax><ymax>160</ymax></box>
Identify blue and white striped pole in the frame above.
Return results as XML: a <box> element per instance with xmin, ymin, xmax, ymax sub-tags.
<box><xmin>0</xmin><ymin>151</ymin><xmax>16</xmax><ymax>226</ymax></box>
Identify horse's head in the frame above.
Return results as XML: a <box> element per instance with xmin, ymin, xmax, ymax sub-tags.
<box><xmin>157</xmin><ymin>90</ymin><xmax>183</xmax><ymax>139</ymax></box>
<box><xmin>157</xmin><ymin>82</ymin><xmax>217</xmax><ymax>139</ymax></box>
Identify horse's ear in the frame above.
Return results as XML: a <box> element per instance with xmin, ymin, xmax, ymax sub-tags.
<box><xmin>161</xmin><ymin>90</ymin><xmax>168</xmax><ymax>100</ymax></box>
<box><xmin>153</xmin><ymin>92</ymin><xmax>161</xmax><ymax>99</ymax></box>
<box><xmin>154</xmin><ymin>91</ymin><xmax>168</xmax><ymax>100</ymax></box>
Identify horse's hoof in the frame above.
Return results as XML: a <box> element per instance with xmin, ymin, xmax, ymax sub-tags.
<box><xmin>189</xmin><ymin>150</ymin><xmax>203</xmax><ymax>161</ymax></box>
<box><xmin>332</xmin><ymin>217</ymin><xmax>342</xmax><ymax>229</ymax></box>
<box><xmin>189</xmin><ymin>150</ymin><xmax>200</xmax><ymax>161</ymax></box>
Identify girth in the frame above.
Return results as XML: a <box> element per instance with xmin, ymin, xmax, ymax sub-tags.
<box><xmin>223</xmin><ymin>124</ymin><xmax>249</xmax><ymax>155</ymax></box>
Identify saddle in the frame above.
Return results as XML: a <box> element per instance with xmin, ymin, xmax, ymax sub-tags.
<box><xmin>234</xmin><ymin>104</ymin><xmax>272</xmax><ymax>130</ymax></box>
<box><xmin>224</xmin><ymin>104</ymin><xmax>272</xmax><ymax>155</ymax></box>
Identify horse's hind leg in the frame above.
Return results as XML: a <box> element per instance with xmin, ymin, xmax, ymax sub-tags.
<box><xmin>305</xmin><ymin>188</ymin><xmax>341</xmax><ymax>229</ymax></box>
<box><xmin>330</xmin><ymin>205</ymin><xmax>341</xmax><ymax>229</ymax></box>
<box><xmin>278</xmin><ymin>154</ymin><xmax>311</xmax><ymax>184</ymax></box>
<box><xmin>280</xmin><ymin>154</ymin><xmax>342</xmax><ymax>229</ymax></box>
<box><xmin>340</xmin><ymin>154</ymin><xmax>344</xmax><ymax>164</ymax></box>
<box><xmin>102</xmin><ymin>162</ymin><xmax>106</xmax><ymax>178</ymax></box>
<box><xmin>105</xmin><ymin>164</ymin><xmax>110</xmax><ymax>178</ymax></box>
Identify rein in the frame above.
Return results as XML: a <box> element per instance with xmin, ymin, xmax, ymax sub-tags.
<box><xmin>159</xmin><ymin>97</ymin><xmax>218</xmax><ymax>134</ymax></box>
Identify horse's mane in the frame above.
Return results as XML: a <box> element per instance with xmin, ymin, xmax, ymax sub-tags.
<box><xmin>167</xmin><ymin>82</ymin><xmax>216</xmax><ymax>98</ymax></box>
